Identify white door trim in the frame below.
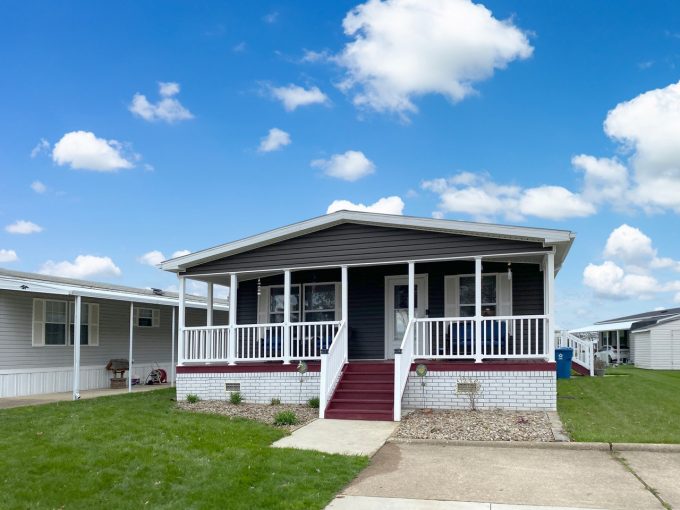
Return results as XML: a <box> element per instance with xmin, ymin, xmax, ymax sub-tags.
<box><xmin>384</xmin><ymin>274</ymin><xmax>429</xmax><ymax>359</ymax></box>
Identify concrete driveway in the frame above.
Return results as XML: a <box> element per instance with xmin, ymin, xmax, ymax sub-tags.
<box><xmin>332</xmin><ymin>441</ymin><xmax>679</xmax><ymax>510</ymax></box>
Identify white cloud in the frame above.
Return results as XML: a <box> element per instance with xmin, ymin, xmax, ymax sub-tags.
<box><xmin>39</xmin><ymin>255</ymin><xmax>122</xmax><ymax>279</ymax></box>
<box><xmin>583</xmin><ymin>224</ymin><xmax>680</xmax><ymax>300</ymax></box>
<box><xmin>52</xmin><ymin>131</ymin><xmax>134</xmax><ymax>172</ymax></box>
<box><xmin>233</xmin><ymin>41</ymin><xmax>247</xmax><ymax>53</ymax></box>
<box><xmin>571</xmin><ymin>155</ymin><xmax>629</xmax><ymax>205</ymax></box>
<box><xmin>301</xmin><ymin>49</ymin><xmax>330</xmax><ymax>63</ymax></box>
<box><xmin>312</xmin><ymin>150</ymin><xmax>375</xmax><ymax>181</ymax></box>
<box><xmin>270</xmin><ymin>84</ymin><xmax>328</xmax><ymax>111</ymax></box>
<box><xmin>138</xmin><ymin>249</ymin><xmax>191</xmax><ymax>267</ymax></box>
<box><xmin>0</xmin><ymin>249</ymin><xmax>18</xmax><ymax>263</ymax></box>
<box><xmin>258</xmin><ymin>128</ymin><xmax>291</xmax><ymax>152</ymax></box>
<box><xmin>422</xmin><ymin>173</ymin><xmax>594</xmax><ymax>221</ymax></box>
<box><xmin>129</xmin><ymin>82</ymin><xmax>194</xmax><ymax>123</ymax></box>
<box><xmin>30</xmin><ymin>181</ymin><xmax>47</xmax><ymax>194</ymax></box>
<box><xmin>327</xmin><ymin>195</ymin><xmax>404</xmax><ymax>214</ymax></box>
<box><xmin>263</xmin><ymin>11</ymin><xmax>279</xmax><ymax>24</ymax></box>
<box><xmin>5</xmin><ymin>220</ymin><xmax>43</xmax><ymax>235</ymax></box>
<box><xmin>603</xmin><ymin>80</ymin><xmax>680</xmax><ymax>213</ymax></box>
<box><xmin>583</xmin><ymin>261</ymin><xmax>659</xmax><ymax>300</ymax></box>
<box><xmin>138</xmin><ymin>250</ymin><xmax>166</xmax><ymax>267</ymax></box>
<box><xmin>336</xmin><ymin>0</ymin><xmax>533</xmax><ymax>116</ymax></box>
<box><xmin>30</xmin><ymin>138</ymin><xmax>50</xmax><ymax>158</ymax></box>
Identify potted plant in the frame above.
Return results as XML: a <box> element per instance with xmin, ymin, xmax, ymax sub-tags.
<box><xmin>594</xmin><ymin>358</ymin><xmax>606</xmax><ymax>377</ymax></box>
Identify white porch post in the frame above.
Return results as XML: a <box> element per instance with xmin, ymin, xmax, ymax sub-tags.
<box><xmin>178</xmin><ymin>276</ymin><xmax>186</xmax><ymax>366</ymax></box>
<box><xmin>341</xmin><ymin>265</ymin><xmax>349</xmax><ymax>362</ymax></box>
<box><xmin>128</xmin><ymin>302</ymin><xmax>134</xmax><ymax>393</ymax></box>
<box><xmin>407</xmin><ymin>262</ymin><xmax>415</xmax><ymax>321</ymax></box>
<box><xmin>206</xmin><ymin>283</ymin><xmax>214</xmax><ymax>326</ymax></box>
<box><xmin>228</xmin><ymin>273</ymin><xmax>237</xmax><ymax>365</ymax></box>
<box><xmin>546</xmin><ymin>251</ymin><xmax>556</xmax><ymax>363</ymax></box>
<box><xmin>616</xmin><ymin>330</ymin><xmax>621</xmax><ymax>364</ymax></box>
<box><xmin>283</xmin><ymin>269</ymin><xmax>292</xmax><ymax>365</ymax></box>
<box><xmin>171</xmin><ymin>306</ymin><xmax>176</xmax><ymax>386</ymax></box>
<box><xmin>474</xmin><ymin>257</ymin><xmax>483</xmax><ymax>363</ymax></box>
<box><xmin>72</xmin><ymin>294</ymin><xmax>82</xmax><ymax>400</ymax></box>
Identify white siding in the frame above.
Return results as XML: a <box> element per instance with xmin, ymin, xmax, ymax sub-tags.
<box><xmin>0</xmin><ymin>289</ymin><xmax>228</xmax><ymax>396</ymax></box>
<box><xmin>632</xmin><ymin>331</ymin><xmax>651</xmax><ymax>368</ymax></box>
<box><xmin>632</xmin><ymin>318</ymin><xmax>680</xmax><ymax>370</ymax></box>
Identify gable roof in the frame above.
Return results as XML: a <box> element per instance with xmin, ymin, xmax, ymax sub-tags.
<box><xmin>0</xmin><ymin>268</ymin><xmax>228</xmax><ymax>309</ymax></box>
<box><xmin>596</xmin><ymin>306</ymin><xmax>680</xmax><ymax>325</ymax></box>
<box><xmin>160</xmin><ymin>210</ymin><xmax>575</xmax><ymax>273</ymax></box>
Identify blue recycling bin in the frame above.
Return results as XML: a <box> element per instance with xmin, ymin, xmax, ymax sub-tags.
<box><xmin>555</xmin><ymin>347</ymin><xmax>573</xmax><ymax>379</ymax></box>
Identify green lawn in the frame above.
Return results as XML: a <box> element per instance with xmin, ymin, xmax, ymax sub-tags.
<box><xmin>557</xmin><ymin>366</ymin><xmax>680</xmax><ymax>443</ymax></box>
<box><xmin>0</xmin><ymin>389</ymin><xmax>368</xmax><ymax>509</ymax></box>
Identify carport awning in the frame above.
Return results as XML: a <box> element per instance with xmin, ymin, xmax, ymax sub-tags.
<box><xmin>569</xmin><ymin>321</ymin><xmax>634</xmax><ymax>334</ymax></box>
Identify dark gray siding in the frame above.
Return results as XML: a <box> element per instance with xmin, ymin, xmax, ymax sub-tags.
<box><xmin>234</xmin><ymin>262</ymin><xmax>544</xmax><ymax>359</ymax></box>
<box><xmin>185</xmin><ymin>223</ymin><xmax>548</xmax><ymax>275</ymax></box>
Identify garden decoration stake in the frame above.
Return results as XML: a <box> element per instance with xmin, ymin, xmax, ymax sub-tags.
<box><xmin>297</xmin><ymin>361</ymin><xmax>308</xmax><ymax>404</ymax></box>
<box><xmin>416</xmin><ymin>363</ymin><xmax>428</xmax><ymax>408</ymax></box>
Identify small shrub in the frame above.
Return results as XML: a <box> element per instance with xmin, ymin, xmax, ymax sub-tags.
<box><xmin>307</xmin><ymin>397</ymin><xmax>320</xmax><ymax>409</ymax></box>
<box><xmin>274</xmin><ymin>410</ymin><xmax>298</xmax><ymax>426</ymax></box>
<box><xmin>270</xmin><ymin>398</ymin><xmax>281</xmax><ymax>406</ymax></box>
<box><xmin>229</xmin><ymin>391</ymin><xmax>243</xmax><ymax>405</ymax></box>
<box><xmin>186</xmin><ymin>394</ymin><xmax>200</xmax><ymax>404</ymax></box>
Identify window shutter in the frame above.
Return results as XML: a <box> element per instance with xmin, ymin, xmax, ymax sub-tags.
<box><xmin>32</xmin><ymin>298</ymin><xmax>45</xmax><ymax>346</ymax></box>
<box><xmin>257</xmin><ymin>287</ymin><xmax>269</xmax><ymax>324</ymax></box>
<box><xmin>89</xmin><ymin>304</ymin><xmax>100</xmax><ymax>346</ymax></box>
<box><xmin>152</xmin><ymin>309</ymin><xmax>160</xmax><ymax>328</ymax></box>
<box><xmin>497</xmin><ymin>274</ymin><xmax>513</xmax><ymax>316</ymax></box>
<box><xmin>444</xmin><ymin>276</ymin><xmax>459</xmax><ymax>317</ymax></box>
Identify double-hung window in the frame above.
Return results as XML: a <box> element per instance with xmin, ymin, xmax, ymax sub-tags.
<box><xmin>69</xmin><ymin>303</ymin><xmax>90</xmax><ymax>345</ymax></box>
<box><xmin>268</xmin><ymin>286</ymin><xmax>300</xmax><ymax>323</ymax></box>
<box><xmin>303</xmin><ymin>284</ymin><xmax>336</xmax><ymax>322</ymax></box>
<box><xmin>260</xmin><ymin>283</ymin><xmax>339</xmax><ymax>323</ymax></box>
<box><xmin>458</xmin><ymin>275</ymin><xmax>497</xmax><ymax>317</ymax></box>
<box><xmin>33</xmin><ymin>299</ymin><xmax>99</xmax><ymax>346</ymax></box>
<box><xmin>45</xmin><ymin>300</ymin><xmax>68</xmax><ymax>345</ymax></box>
<box><xmin>135</xmin><ymin>307</ymin><xmax>160</xmax><ymax>328</ymax></box>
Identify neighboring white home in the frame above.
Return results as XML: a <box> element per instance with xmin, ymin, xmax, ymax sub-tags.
<box><xmin>630</xmin><ymin>315</ymin><xmax>680</xmax><ymax>370</ymax></box>
<box><xmin>0</xmin><ymin>268</ymin><xmax>228</xmax><ymax>398</ymax></box>
<box><xmin>570</xmin><ymin>307</ymin><xmax>680</xmax><ymax>367</ymax></box>
<box><xmin>160</xmin><ymin>210</ymin><xmax>576</xmax><ymax>421</ymax></box>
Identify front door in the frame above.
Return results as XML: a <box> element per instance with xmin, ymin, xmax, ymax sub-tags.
<box><xmin>385</xmin><ymin>275</ymin><xmax>428</xmax><ymax>359</ymax></box>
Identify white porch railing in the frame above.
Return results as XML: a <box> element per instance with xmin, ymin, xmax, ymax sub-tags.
<box><xmin>181</xmin><ymin>321</ymin><xmax>341</xmax><ymax>364</ymax></box>
<box><xmin>412</xmin><ymin>315</ymin><xmax>549</xmax><ymax>360</ymax></box>
<box><xmin>319</xmin><ymin>320</ymin><xmax>348</xmax><ymax>418</ymax></box>
<box><xmin>182</xmin><ymin>326</ymin><xmax>230</xmax><ymax>363</ymax></box>
<box><xmin>393</xmin><ymin>318</ymin><xmax>415</xmax><ymax>421</ymax></box>
<box><xmin>557</xmin><ymin>330</ymin><xmax>595</xmax><ymax>376</ymax></box>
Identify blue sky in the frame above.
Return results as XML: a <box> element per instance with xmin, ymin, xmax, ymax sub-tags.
<box><xmin>2</xmin><ymin>0</ymin><xmax>680</xmax><ymax>327</ymax></box>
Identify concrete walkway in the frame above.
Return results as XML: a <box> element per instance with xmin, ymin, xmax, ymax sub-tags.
<box><xmin>272</xmin><ymin>418</ymin><xmax>397</xmax><ymax>456</ymax></box>
<box><xmin>328</xmin><ymin>496</ymin><xmax>604</xmax><ymax>510</ymax></box>
<box><xmin>333</xmin><ymin>441</ymin><xmax>679</xmax><ymax>509</ymax></box>
<box><xmin>0</xmin><ymin>384</ymin><xmax>168</xmax><ymax>409</ymax></box>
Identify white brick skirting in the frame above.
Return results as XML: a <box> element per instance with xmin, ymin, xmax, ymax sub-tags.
<box><xmin>176</xmin><ymin>371</ymin><xmax>320</xmax><ymax>404</ymax></box>
<box><xmin>402</xmin><ymin>370</ymin><xmax>556</xmax><ymax>411</ymax></box>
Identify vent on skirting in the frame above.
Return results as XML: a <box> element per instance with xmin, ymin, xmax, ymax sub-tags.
<box><xmin>225</xmin><ymin>382</ymin><xmax>240</xmax><ymax>392</ymax></box>
<box><xmin>457</xmin><ymin>382</ymin><xmax>479</xmax><ymax>394</ymax></box>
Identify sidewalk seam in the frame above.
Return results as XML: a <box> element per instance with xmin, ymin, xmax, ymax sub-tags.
<box><xmin>611</xmin><ymin>451</ymin><xmax>672</xmax><ymax>510</ymax></box>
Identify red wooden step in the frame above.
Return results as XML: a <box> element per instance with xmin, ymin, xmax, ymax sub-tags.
<box><xmin>325</xmin><ymin>409</ymin><xmax>393</xmax><ymax>421</ymax></box>
<box><xmin>334</xmin><ymin>389</ymin><xmax>393</xmax><ymax>400</ymax></box>
<box><xmin>345</xmin><ymin>363</ymin><xmax>394</xmax><ymax>373</ymax></box>
<box><xmin>337</xmin><ymin>381</ymin><xmax>393</xmax><ymax>391</ymax></box>
<box><xmin>341</xmin><ymin>373</ymin><xmax>393</xmax><ymax>382</ymax></box>
<box><xmin>328</xmin><ymin>399</ymin><xmax>393</xmax><ymax>411</ymax></box>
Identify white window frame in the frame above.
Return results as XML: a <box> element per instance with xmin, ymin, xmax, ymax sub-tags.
<box><xmin>257</xmin><ymin>281</ymin><xmax>341</xmax><ymax>324</ymax></box>
<box><xmin>135</xmin><ymin>307</ymin><xmax>160</xmax><ymax>328</ymax></box>
<box><xmin>444</xmin><ymin>273</ymin><xmax>512</xmax><ymax>318</ymax></box>
<box><xmin>32</xmin><ymin>298</ymin><xmax>100</xmax><ymax>347</ymax></box>
<box><xmin>43</xmin><ymin>299</ymin><xmax>68</xmax><ymax>346</ymax></box>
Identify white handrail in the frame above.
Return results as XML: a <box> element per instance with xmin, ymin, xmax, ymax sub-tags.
<box><xmin>393</xmin><ymin>318</ymin><xmax>415</xmax><ymax>421</ymax></box>
<box><xmin>558</xmin><ymin>330</ymin><xmax>595</xmax><ymax>376</ymax></box>
<box><xmin>319</xmin><ymin>320</ymin><xmax>347</xmax><ymax>418</ymax></box>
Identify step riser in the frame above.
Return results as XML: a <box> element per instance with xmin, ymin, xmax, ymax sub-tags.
<box><xmin>345</xmin><ymin>365</ymin><xmax>394</xmax><ymax>374</ymax></box>
<box><xmin>329</xmin><ymin>401</ymin><xmax>393</xmax><ymax>411</ymax></box>
<box><xmin>341</xmin><ymin>374</ymin><xmax>393</xmax><ymax>383</ymax></box>
<box><xmin>338</xmin><ymin>382</ymin><xmax>393</xmax><ymax>391</ymax></box>
<box><xmin>325</xmin><ymin>410</ymin><xmax>393</xmax><ymax>421</ymax></box>
<box><xmin>335</xmin><ymin>390</ymin><xmax>393</xmax><ymax>400</ymax></box>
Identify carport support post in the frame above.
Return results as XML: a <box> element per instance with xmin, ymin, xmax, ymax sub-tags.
<box><xmin>228</xmin><ymin>273</ymin><xmax>237</xmax><ymax>365</ymax></box>
<box><xmin>474</xmin><ymin>257</ymin><xmax>483</xmax><ymax>363</ymax></box>
<box><xmin>283</xmin><ymin>269</ymin><xmax>291</xmax><ymax>365</ymax></box>
<box><xmin>72</xmin><ymin>294</ymin><xmax>82</xmax><ymax>400</ymax></box>
<box><xmin>546</xmin><ymin>252</ymin><xmax>556</xmax><ymax>363</ymax></box>
<box><xmin>128</xmin><ymin>302</ymin><xmax>134</xmax><ymax>393</ymax></box>
<box><xmin>616</xmin><ymin>330</ymin><xmax>621</xmax><ymax>364</ymax></box>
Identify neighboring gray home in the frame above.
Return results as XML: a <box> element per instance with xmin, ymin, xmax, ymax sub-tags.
<box><xmin>160</xmin><ymin>210</ymin><xmax>575</xmax><ymax>421</ymax></box>
<box><xmin>0</xmin><ymin>268</ymin><xmax>228</xmax><ymax>399</ymax></box>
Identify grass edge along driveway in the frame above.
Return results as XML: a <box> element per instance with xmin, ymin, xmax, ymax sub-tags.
<box><xmin>557</xmin><ymin>366</ymin><xmax>680</xmax><ymax>444</ymax></box>
<box><xmin>0</xmin><ymin>388</ymin><xmax>368</xmax><ymax>509</ymax></box>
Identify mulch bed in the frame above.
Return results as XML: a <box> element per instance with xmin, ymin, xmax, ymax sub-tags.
<box><xmin>395</xmin><ymin>409</ymin><xmax>554</xmax><ymax>442</ymax></box>
<box><xmin>177</xmin><ymin>400</ymin><xmax>317</xmax><ymax>431</ymax></box>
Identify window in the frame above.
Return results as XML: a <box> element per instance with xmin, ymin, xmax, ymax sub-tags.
<box><xmin>69</xmin><ymin>303</ymin><xmax>90</xmax><ymax>345</ymax></box>
<box><xmin>269</xmin><ymin>286</ymin><xmax>300</xmax><ymax>323</ymax></box>
<box><xmin>45</xmin><ymin>300</ymin><xmax>67</xmax><ymax>345</ymax></box>
<box><xmin>303</xmin><ymin>284</ymin><xmax>336</xmax><ymax>322</ymax></box>
<box><xmin>458</xmin><ymin>275</ymin><xmax>497</xmax><ymax>317</ymax></box>
<box><xmin>136</xmin><ymin>308</ymin><xmax>160</xmax><ymax>328</ymax></box>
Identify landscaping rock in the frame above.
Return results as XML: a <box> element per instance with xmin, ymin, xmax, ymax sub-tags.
<box><xmin>177</xmin><ymin>401</ymin><xmax>317</xmax><ymax>431</ymax></box>
<box><xmin>395</xmin><ymin>409</ymin><xmax>554</xmax><ymax>442</ymax></box>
